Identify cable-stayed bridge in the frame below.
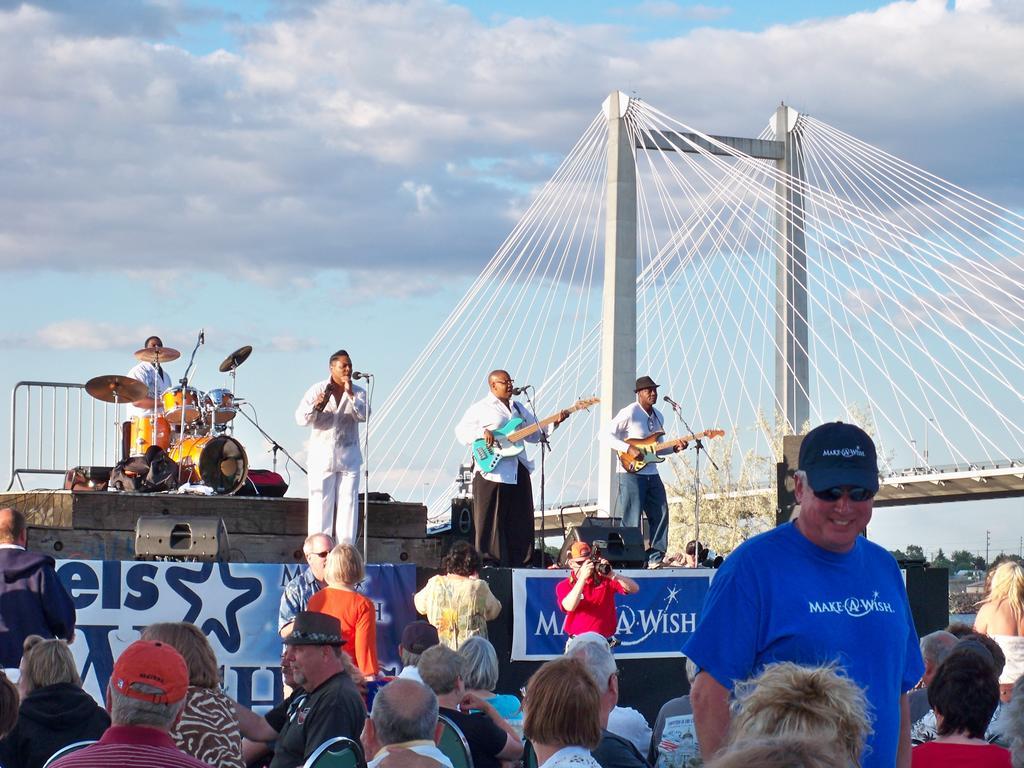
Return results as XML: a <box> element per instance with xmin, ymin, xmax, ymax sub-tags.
<box><xmin>373</xmin><ymin>92</ymin><xmax>1024</xmax><ymax>527</ymax></box>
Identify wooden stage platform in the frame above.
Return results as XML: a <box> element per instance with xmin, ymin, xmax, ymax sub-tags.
<box><xmin>0</xmin><ymin>490</ymin><xmax>447</xmax><ymax>567</ymax></box>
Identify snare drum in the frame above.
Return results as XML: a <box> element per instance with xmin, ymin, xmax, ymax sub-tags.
<box><xmin>169</xmin><ymin>435</ymin><xmax>248</xmax><ymax>494</ymax></box>
<box><xmin>129</xmin><ymin>413</ymin><xmax>170</xmax><ymax>455</ymax></box>
<box><xmin>162</xmin><ymin>386</ymin><xmax>202</xmax><ymax>424</ymax></box>
<box><xmin>204</xmin><ymin>388</ymin><xmax>237</xmax><ymax>425</ymax></box>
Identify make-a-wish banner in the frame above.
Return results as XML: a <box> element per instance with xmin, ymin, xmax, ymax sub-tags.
<box><xmin>511</xmin><ymin>569</ymin><xmax>714</xmax><ymax>660</ymax></box>
<box><xmin>55</xmin><ymin>561</ymin><xmax>417</xmax><ymax>709</ymax></box>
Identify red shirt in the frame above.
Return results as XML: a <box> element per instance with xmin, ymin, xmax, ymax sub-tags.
<box><xmin>306</xmin><ymin>586</ymin><xmax>379</xmax><ymax>675</ymax></box>
<box><xmin>911</xmin><ymin>742</ymin><xmax>1011</xmax><ymax>768</ymax></box>
<box><xmin>556</xmin><ymin>572</ymin><xmax>627</xmax><ymax>637</ymax></box>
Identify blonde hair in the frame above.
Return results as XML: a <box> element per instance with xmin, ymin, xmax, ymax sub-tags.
<box><xmin>523</xmin><ymin>657</ymin><xmax>602</xmax><ymax>750</ymax></box>
<box><xmin>730</xmin><ymin>662</ymin><xmax>869</xmax><ymax>766</ymax></box>
<box><xmin>20</xmin><ymin>635</ymin><xmax>80</xmax><ymax>693</ymax></box>
<box><xmin>982</xmin><ymin>561</ymin><xmax>1024</xmax><ymax>621</ymax></box>
<box><xmin>707</xmin><ymin>736</ymin><xmax>845</xmax><ymax>768</ymax></box>
<box><xmin>141</xmin><ymin>622</ymin><xmax>220</xmax><ymax>689</ymax></box>
<box><xmin>325</xmin><ymin>543</ymin><xmax>365</xmax><ymax>588</ymax></box>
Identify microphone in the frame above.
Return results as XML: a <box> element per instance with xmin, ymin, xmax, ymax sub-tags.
<box><xmin>353</xmin><ymin>371</ymin><xmax>372</xmax><ymax>380</ymax></box>
<box><xmin>199</xmin><ymin>329</ymin><xmax>205</xmax><ymax>345</ymax></box>
<box><xmin>663</xmin><ymin>395</ymin><xmax>681</xmax><ymax>410</ymax></box>
<box><xmin>512</xmin><ymin>384</ymin><xmax>532</xmax><ymax>396</ymax></box>
<box><xmin>314</xmin><ymin>384</ymin><xmax>333</xmax><ymax>413</ymax></box>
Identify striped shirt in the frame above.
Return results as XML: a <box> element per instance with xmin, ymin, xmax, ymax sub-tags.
<box><xmin>50</xmin><ymin>725</ymin><xmax>213</xmax><ymax>768</ymax></box>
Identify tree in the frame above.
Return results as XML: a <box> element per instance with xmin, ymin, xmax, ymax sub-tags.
<box><xmin>890</xmin><ymin>548</ymin><xmax>907</xmax><ymax>561</ymax></box>
<box><xmin>904</xmin><ymin>544</ymin><xmax>925</xmax><ymax>561</ymax></box>
<box><xmin>931</xmin><ymin>548</ymin><xmax>952</xmax><ymax>569</ymax></box>
<box><xmin>665</xmin><ymin>409</ymin><xmax>783</xmax><ymax>557</ymax></box>
<box><xmin>950</xmin><ymin>550</ymin><xmax>979</xmax><ymax>572</ymax></box>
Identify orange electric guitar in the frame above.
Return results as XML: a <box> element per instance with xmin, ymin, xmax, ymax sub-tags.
<box><xmin>617</xmin><ymin>429</ymin><xmax>726</xmax><ymax>473</ymax></box>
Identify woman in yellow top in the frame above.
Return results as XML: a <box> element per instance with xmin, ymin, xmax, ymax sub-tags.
<box><xmin>307</xmin><ymin>543</ymin><xmax>379</xmax><ymax>677</ymax></box>
<box><xmin>414</xmin><ymin>541</ymin><xmax>501</xmax><ymax>649</ymax></box>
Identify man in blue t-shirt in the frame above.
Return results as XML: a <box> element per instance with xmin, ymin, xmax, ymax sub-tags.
<box><xmin>682</xmin><ymin>422</ymin><xmax>924</xmax><ymax>768</ymax></box>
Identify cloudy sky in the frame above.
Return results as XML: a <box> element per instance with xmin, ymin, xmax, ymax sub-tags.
<box><xmin>2</xmin><ymin>0</ymin><xmax>1022</xmax><ymax>559</ymax></box>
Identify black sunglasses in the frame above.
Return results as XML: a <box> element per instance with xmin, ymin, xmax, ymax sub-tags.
<box><xmin>813</xmin><ymin>486</ymin><xmax>876</xmax><ymax>503</ymax></box>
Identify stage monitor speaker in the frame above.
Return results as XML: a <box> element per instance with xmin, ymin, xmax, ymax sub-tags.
<box><xmin>135</xmin><ymin>516</ymin><xmax>229</xmax><ymax>562</ymax></box>
<box><xmin>451</xmin><ymin>497</ymin><xmax>473</xmax><ymax>538</ymax></box>
<box><xmin>559</xmin><ymin>519</ymin><xmax>646</xmax><ymax>568</ymax></box>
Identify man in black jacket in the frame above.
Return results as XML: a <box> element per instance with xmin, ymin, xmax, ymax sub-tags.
<box><xmin>0</xmin><ymin>508</ymin><xmax>76</xmax><ymax>668</ymax></box>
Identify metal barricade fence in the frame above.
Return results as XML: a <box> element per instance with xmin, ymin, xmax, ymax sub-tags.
<box><xmin>6</xmin><ymin>381</ymin><xmax>123</xmax><ymax>491</ymax></box>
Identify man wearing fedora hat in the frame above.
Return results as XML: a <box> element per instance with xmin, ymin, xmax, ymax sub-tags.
<box><xmin>603</xmin><ymin>376</ymin><xmax>686</xmax><ymax>569</ymax></box>
<box><xmin>683</xmin><ymin>422</ymin><xmax>924</xmax><ymax>768</ymax></box>
<box><xmin>270</xmin><ymin>612</ymin><xmax>367</xmax><ymax>768</ymax></box>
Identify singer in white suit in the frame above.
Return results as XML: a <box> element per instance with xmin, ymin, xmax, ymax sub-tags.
<box><xmin>295</xmin><ymin>349</ymin><xmax>368</xmax><ymax>541</ymax></box>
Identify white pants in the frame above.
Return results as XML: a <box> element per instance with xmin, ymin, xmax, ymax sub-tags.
<box><xmin>308</xmin><ymin>469</ymin><xmax>360</xmax><ymax>543</ymax></box>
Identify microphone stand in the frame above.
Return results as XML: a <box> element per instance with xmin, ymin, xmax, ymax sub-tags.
<box><xmin>234</xmin><ymin>406</ymin><xmax>306</xmax><ymax>476</ymax></box>
<box><xmin>177</xmin><ymin>331</ymin><xmax>204</xmax><ymax>439</ymax></box>
<box><xmin>359</xmin><ymin>375</ymin><xmax>373</xmax><ymax>565</ymax></box>
<box><xmin>666</xmin><ymin>400</ymin><xmax>719</xmax><ymax>568</ymax></box>
<box><xmin>522</xmin><ymin>386</ymin><xmax>548</xmax><ymax>567</ymax></box>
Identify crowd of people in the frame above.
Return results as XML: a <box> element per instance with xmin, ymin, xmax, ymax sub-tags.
<box><xmin>7</xmin><ymin>417</ymin><xmax>1024</xmax><ymax>768</ymax></box>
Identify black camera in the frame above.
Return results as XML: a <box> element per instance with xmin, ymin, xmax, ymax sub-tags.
<box><xmin>589</xmin><ymin>543</ymin><xmax>612</xmax><ymax>576</ymax></box>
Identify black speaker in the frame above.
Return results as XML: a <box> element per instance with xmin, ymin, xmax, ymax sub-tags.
<box><xmin>135</xmin><ymin>516</ymin><xmax>229</xmax><ymax>561</ymax></box>
<box><xmin>776</xmin><ymin>434</ymin><xmax>804</xmax><ymax>526</ymax></box>
<box><xmin>451</xmin><ymin>497</ymin><xmax>473</xmax><ymax>538</ymax></box>
<box><xmin>559</xmin><ymin>518</ymin><xmax>646</xmax><ymax>568</ymax></box>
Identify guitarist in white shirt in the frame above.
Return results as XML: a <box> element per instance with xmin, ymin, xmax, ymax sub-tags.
<box><xmin>454</xmin><ymin>370</ymin><xmax>568</xmax><ymax>567</ymax></box>
<box><xmin>603</xmin><ymin>376</ymin><xmax>686</xmax><ymax>569</ymax></box>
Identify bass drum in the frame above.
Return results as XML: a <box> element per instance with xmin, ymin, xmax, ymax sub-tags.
<box><xmin>169</xmin><ymin>435</ymin><xmax>248</xmax><ymax>494</ymax></box>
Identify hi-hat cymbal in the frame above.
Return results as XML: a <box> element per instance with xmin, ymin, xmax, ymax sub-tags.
<box><xmin>85</xmin><ymin>375</ymin><xmax>147</xmax><ymax>404</ymax></box>
<box><xmin>134</xmin><ymin>346</ymin><xmax>181</xmax><ymax>364</ymax></box>
<box><xmin>219</xmin><ymin>345</ymin><xmax>253</xmax><ymax>373</ymax></box>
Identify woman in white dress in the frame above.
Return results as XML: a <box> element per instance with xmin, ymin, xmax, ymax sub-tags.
<box><xmin>522</xmin><ymin>657</ymin><xmax>603</xmax><ymax>768</ymax></box>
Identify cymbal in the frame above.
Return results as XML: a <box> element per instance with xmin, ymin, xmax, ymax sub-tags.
<box><xmin>219</xmin><ymin>345</ymin><xmax>253</xmax><ymax>373</ymax></box>
<box><xmin>134</xmin><ymin>346</ymin><xmax>181</xmax><ymax>363</ymax></box>
<box><xmin>85</xmin><ymin>375</ymin><xmax>147</xmax><ymax>404</ymax></box>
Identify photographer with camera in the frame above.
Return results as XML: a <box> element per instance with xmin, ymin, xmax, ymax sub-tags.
<box><xmin>557</xmin><ymin>542</ymin><xmax>639</xmax><ymax>646</ymax></box>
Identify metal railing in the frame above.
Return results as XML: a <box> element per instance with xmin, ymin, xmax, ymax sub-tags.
<box><xmin>6</xmin><ymin>381</ymin><xmax>123</xmax><ymax>491</ymax></box>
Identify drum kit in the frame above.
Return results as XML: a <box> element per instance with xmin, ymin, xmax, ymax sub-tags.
<box><xmin>85</xmin><ymin>343</ymin><xmax>255</xmax><ymax>494</ymax></box>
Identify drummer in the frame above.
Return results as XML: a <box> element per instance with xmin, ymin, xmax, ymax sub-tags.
<box><xmin>126</xmin><ymin>335</ymin><xmax>173</xmax><ymax>418</ymax></box>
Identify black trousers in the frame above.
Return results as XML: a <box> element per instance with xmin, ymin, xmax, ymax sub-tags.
<box><xmin>472</xmin><ymin>463</ymin><xmax>534</xmax><ymax>567</ymax></box>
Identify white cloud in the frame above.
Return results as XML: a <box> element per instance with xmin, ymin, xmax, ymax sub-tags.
<box><xmin>400</xmin><ymin>180</ymin><xmax>439</xmax><ymax>215</ymax></box>
<box><xmin>0</xmin><ymin>320</ymin><xmax>158</xmax><ymax>350</ymax></box>
<box><xmin>0</xmin><ymin>0</ymin><xmax>1021</xmax><ymax>284</ymax></box>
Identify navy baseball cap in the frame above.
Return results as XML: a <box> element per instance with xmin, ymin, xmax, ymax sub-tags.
<box><xmin>798</xmin><ymin>422</ymin><xmax>879</xmax><ymax>493</ymax></box>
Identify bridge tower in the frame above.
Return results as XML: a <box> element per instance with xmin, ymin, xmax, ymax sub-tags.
<box><xmin>596</xmin><ymin>93</ymin><xmax>809</xmax><ymax>516</ymax></box>
<box><xmin>596</xmin><ymin>91</ymin><xmax>638</xmax><ymax>517</ymax></box>
<box><xmin>773</xmin><ymin>105</ymin><xmax>810</xmax><ymax>434</ymax></box>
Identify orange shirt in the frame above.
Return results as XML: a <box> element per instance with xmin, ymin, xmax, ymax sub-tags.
<box><xmin>306</xmin><ymin>586</ymin><xmax>379</xmax><ymax>676</ymax></box>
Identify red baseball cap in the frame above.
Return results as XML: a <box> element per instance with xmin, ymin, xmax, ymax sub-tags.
<box><xmin>112</xmin><ymin>640</ymin><xmax>189</xmax><ymax>704</ymax></box>
<box><xmin>570</xmin><ymin>541</ymin><xmax>592</xmax><ymax>559</ymax></box>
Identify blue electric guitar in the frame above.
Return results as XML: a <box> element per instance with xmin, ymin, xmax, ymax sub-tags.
<box><xmin>471</xmin><ymin>397</ymin><xmax>600</xmax><ymax>473</ymax></box>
